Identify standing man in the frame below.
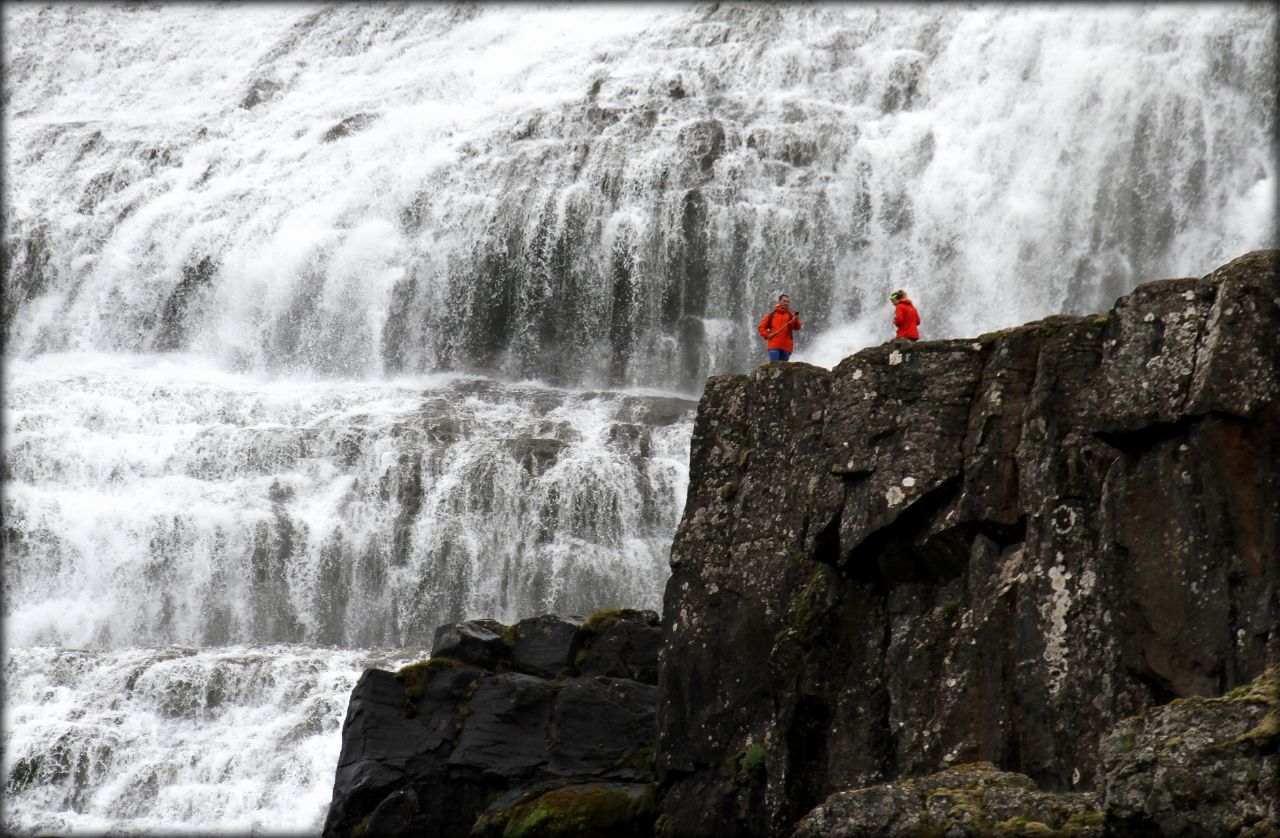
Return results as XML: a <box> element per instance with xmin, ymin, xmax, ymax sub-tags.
<box><xmin>758</xmin><ymin>294</ymin><xmax>802</xmax><ymax>362</ymax></box>
<box><xmin>890</xmin><ymin>289</ymin><xmax>920</xmax><ymax>341</ymax></box>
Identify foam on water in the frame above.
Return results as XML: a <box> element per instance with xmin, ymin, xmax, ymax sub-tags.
<box><xmin>5</xmin><ymin>353</ymin><xmax>693</xmax><ymax>649</ymax></box>
<box><xmin>3</xmin><ymin>644</ymin><xmax>424</xmax><ymax>836</ymax></box>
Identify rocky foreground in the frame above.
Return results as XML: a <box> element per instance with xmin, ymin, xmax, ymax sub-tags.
<box><xmin>325</xmin><ymin>250</ymin><xmax>1279</xmax><ymax>837</ymax></box>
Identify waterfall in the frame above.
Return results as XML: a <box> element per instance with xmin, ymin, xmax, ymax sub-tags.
<box><xmin>3</xmin><ymin>645</ymin><xmax>424</xmax><ymax>835</ymax></box>
<box><xmin>3</xmin><ymin>2</ymin><xmax>1274</xmax><ymax>834</ymax></box>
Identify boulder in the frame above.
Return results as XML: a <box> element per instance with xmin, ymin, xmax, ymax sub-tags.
<box><xmin>471</xmin><ymin>781</ymin><xmax>657</xmax><ymax>838</ymax></box>
<box><xmin>432</xmin><ymin>620</ymin><xmax>507</xmax><ymax>670</ymax></box>
<box><xmin>449</xmin><ymin>673</ymin><xmax>555</xmax><ymax>776</ymax></box>
<box><xmin>794</xmin><ymin>762</ymin><xmax>1103</xmax><ymax>838</ymax></box>
<box><xmin>511</xmin><ymin>614</ymin><xmax>584</xmax><ymax>678</ymax></box>
<box><xmin>324</xmin><ymin>610</ymin><xmax>659</xmax><ymax>838</ymax></box>
<box><xmin>574</xmin><ymin>608</ymin><xmax>662</xmax><ymax>684</ymax></box>
<box><xmin>327</xmin><ymin>251</ymin><xmax>1278</xmax><ymax>838</ymax></box>
<box><xmin>1100</xmin><ymin>667</ymin><xmax>1280</xmax><ymax>837</ymax></box>
<box><xmin>548</xmin><ymin>677</ymin><xmax>657</xmax><ymax>779</ymax></box>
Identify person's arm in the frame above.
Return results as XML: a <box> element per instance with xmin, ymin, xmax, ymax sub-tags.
<box><xmin>791</xmin><ymin>313</ymin><xmax>801</xmax><ymax>331</ymax></box>
<box><xmin>759</xmin><ymin>313</ymin><xmax>772</xmax><ymax>338</ymax></box>
<box><xmin>894</xmin><ymin>305</ymin><xmax>904</xmax><ymax>328</ymax></box>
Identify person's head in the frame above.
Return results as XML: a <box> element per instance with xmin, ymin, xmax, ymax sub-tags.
<box><xmin>889</xmin><ymin>289</ymin><xmax>907</xmax><ymax>304</ymax></box>
<box><xmin>778</xmin><ymin>294</ymin><xmax>791</xmax><ymax>310</ymax></box>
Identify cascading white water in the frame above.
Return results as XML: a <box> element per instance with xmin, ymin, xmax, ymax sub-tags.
<box><xmin>5</xmin><ymin>352</ymin><xmax>690</xmax><ymax>649</ymax></box>
<box><xmin>4</xmin><ymin>3</ymin><xmax>1274</xmax><ymax>835</ymax></box>
<box><xmin>3</xmin><ymin>353</ymin><xmax>693</xmax><ymax>835</ymax></box>
<box><xmin>3</xmin><ymin>644</ymin><xmax>425</xmax><ymax>835</ymax></box>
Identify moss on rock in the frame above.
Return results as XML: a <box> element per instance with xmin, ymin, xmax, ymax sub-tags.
<box><xmin>789</xmin><ymin>559</ymin><xmax>832</xmax><ymax>635</ymax></box>
<box><xmin>473</xmin><ymin>783</ymin><xmax>655</xmax><ymax>838</ymax></box>
<box><xmin>1228</xmin><ymin>667</ymin><xmax>1280</xmax><ymax>749</ymax></box>
<box><xmin>394</xmin><ymin>656</ymin><xmax>464</xmax><ymax>713</ymax></box>
<box><xmin>795</xmin><ymin>763</ymin><xmax>1103</xmax><ymax>837</ymax></box>
<box><xmin>728</xmin><ymin>741</ymin><xmax>767</xmax><ymax>785</ymax></box>
<box><xmin>612</xmin><ymin>744</ymin><xmax>654</xmax><ymax>774</ymax></box>
<box><xmin>579</xmin><ymin>607</ymin><xmax>625</xmax><ymax>636</ymax></box>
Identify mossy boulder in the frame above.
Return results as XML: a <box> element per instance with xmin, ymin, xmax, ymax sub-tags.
<box><xmin>470</xmin><ymin>782</ymin><xmax>656</xmax><ymax>838</ymax></box>
<box><xmin>794</xmin><ymin>763</ymin><xmax>1102</xmax><ymax>838</ymax></box>
<box><xmin>1100</xmin><ymin>667</ymin><xmax>1280</xmax><ymax>837</ymax></box>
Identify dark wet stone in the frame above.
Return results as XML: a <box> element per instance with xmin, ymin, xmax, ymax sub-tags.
<box><xmin>321</xmin><ymin>112</ymin><xmax>378</xmax><ymax>142</ymax></box>
<box><xmin>574</xmin><ymin>611</ymin><xmax>661</xmax><ymax>684</ymax></box>
<box><xmin>325</xmin><ymin>612</ymin><xmax>657</xmax><ymax>838</ymax></box>
<box><xmin>510</xmin><ymin>614</ymin><xmax>583</xmax><ymax>679</ymax></box>
<box><xmin>431</xmin><ymin>621</ymin><xmax>506</xmax><ymax>671</ymax></box>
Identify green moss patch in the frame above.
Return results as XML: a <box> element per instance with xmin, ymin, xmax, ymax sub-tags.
<box><xmin>580</xmin><ymin>608</ymin><xmax>625</xmax><ymax>636</ymax></box>
<box><xmin>1206</xmin><ymin>667</ymin><xmax>1280</xmax><ymax>749</ymax></box>
<box><xmin>789</xmin><ymin>559</ymin><xmax>831</xmax><ymax>634</ymax></box>
<box><xmin>728</xmin><ymin>741</ymin><xmax>767</xmax><ymax>785</ymax></box>
<box><xmin>394</xmin><ymin>657</ymin><xmax>464</xmax><ymax>714</ymax></box>
<box><xmin>474</xmin><ymin>783</ymin><xmax>653</xmax><ymax>838</ymax></box>
<box><xmin>612</xmin><ymin>745</ymin><xmax>654</xmax><ymax>774</ymax></box>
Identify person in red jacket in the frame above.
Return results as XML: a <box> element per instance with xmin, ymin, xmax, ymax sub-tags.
<box><xmin>890</xmin><ymin>289</ymin><xmax>920</xmax><ymax>341</ymax></box>
<box><xmin>758</xmin><ymin>294</ymin><xmax>802</xmax><ymax>362</ymax></box>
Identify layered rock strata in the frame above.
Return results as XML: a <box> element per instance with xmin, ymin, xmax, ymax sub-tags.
<box><xmin>323</xmin><ymin>609</ymin><xmax>661</xmax><ymax>837</ymax></box>
<box><xmin>656</xmin><ymin>250</ymin><xmax>1279</xmax><ymax>836</ymax></box>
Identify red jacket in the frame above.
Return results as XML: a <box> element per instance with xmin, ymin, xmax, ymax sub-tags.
<box><xmin>758</xmin><ymin>306</ymin><xmax>801</xmax><ymax>352</ymax></box>
<box><xmin>894</xmin><ymin>297</ymin><xmax>920</xmax><ymax>339</ymax></box>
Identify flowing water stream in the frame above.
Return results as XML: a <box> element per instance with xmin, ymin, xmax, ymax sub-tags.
<box><xmin>3</xmin><ymin>3</ymin><xmax>1274</xmax><ymax>833</ymax></box>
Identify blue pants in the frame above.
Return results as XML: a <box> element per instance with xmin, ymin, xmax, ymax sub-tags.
<box><xmin>768</xmin><ymin>348</ymin><xmax>791</xmax><ymax>362</ymax></box>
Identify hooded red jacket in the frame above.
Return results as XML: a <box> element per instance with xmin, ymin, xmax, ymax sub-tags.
<box><xmin>894</xmin><ymin>297</ymin><xmax>920</xmax><ymax>339</ymax></box>
<box><xmin>758</xmin><ymin>306</ymin><xmax>801</xmax><ymax>352</ymax></box>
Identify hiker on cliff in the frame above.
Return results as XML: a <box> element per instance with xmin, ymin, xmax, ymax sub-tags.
<box><xmin>758</xmin><ymin>294</ymin><xmax>802</xmax><ymax>362</ymax></box>
<box><xmin>891</xmin><ymin>289</ymin><xmax>920</xmax><ymax>341</ymax></box>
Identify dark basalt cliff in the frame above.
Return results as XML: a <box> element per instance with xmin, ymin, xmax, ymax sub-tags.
<box><xmin>325</xmin><ymin>250</ymin><xmax>1278</xmax><ymax>837</ymax></box>
<box><xmin>656</xmin><ymin>249</ymin><xmax>1279</xmax><ymax>836</ymax></box>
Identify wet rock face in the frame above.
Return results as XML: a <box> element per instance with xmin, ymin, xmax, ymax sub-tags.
<box><xmin>323</xmin><ymin>610</ymin><xmax>660</xmax><ymax>838</ymax></box>
<box><xmin>657</xmin><ymin>250</ymin><xmax>1280</xmax><ymax>837</ymax></box>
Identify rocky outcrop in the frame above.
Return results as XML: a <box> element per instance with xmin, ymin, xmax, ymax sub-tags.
<box><xmin>794</xmin><ymin>762</ymin><xmax>1103</xmax><ymax>838</ymax></box>
<box><xmin>1100</xmin><ymin>666</ymin><xmax>1280</xmax><ymax>838</ymax></box>
<box><xmin>794</xmin><ymin>666</ymin><xmax>1280</xmax><ymax>838</ymax></box>
<box><xmin>323</xmin><ymin>609</ymin><xmax>660</xmax><ymax>838</ymax></box>
<box><xmin>656</xmin><ymin>250</ymin><xmax>1279</xmax><ymax>836</ymax></box>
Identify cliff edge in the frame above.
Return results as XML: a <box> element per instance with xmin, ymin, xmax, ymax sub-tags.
<box><xmin>656</xmin><ymin>250</ymin><xmax>1279</xmax><ymax>836</ymax></box>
